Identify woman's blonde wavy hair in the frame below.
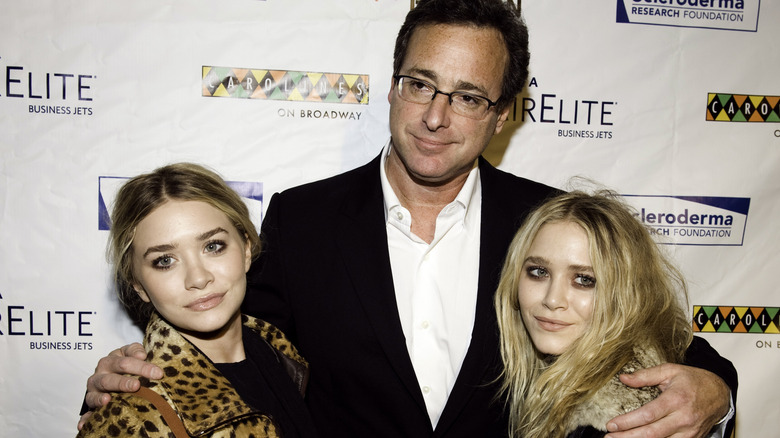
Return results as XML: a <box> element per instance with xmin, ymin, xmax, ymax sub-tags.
<box><xmin>495</xmin><ymin>189</ymin><xmax>692</xmax><ymax>438</ymax></box>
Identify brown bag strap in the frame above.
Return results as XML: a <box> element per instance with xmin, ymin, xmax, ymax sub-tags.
<box><xmin>134</xmin><ymin>386</ymin><xmax>190</xmax><ymax>438</ymax></box>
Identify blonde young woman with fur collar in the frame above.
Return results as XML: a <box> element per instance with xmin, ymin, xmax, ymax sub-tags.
<box><xmin>495</xmin><ymin>190</ymin><xmax>697</xmax><ymax>438</ymax></box>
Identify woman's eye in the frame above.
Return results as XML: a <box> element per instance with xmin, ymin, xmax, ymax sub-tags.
<box><xmin>153</xmin><ymin>256</ymin><xmax>174</xmax><ymax>269</ymax></box>
<box><xmin>574</xmin><ymin>274</ymin><xmax>596</xmax><ymax>288</ymax></box>
<box><xmin>526</xmin><ymin>266</ymin><xmax>547</xmax><ymax>279</ymax></box>
<box><xmin>205</xmin><ymin>240</ymin><xmax>225</xmax><ymax>253</ymax></box>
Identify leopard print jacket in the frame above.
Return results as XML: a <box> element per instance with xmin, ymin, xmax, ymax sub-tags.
<box><xmin>77</xmin><ymin>312</ymin><xmax>309</xmax><ymax>438</ymax></box>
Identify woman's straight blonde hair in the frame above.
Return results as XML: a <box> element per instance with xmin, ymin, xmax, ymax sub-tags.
<box><xmin>495</xmin><ymin>189</ymin><xmax>692</xmax><ymax>438</ymax></box>
<box><xmin>107</xmin><ymin>163</ymin><xmax>260</xmax><ymax>325</ymax></box>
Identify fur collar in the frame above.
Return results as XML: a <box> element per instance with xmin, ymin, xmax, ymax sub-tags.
<box><xmin>564</xmin><ymin>347</ymin><xmax>663</xmax><ymax>435</ymax></box>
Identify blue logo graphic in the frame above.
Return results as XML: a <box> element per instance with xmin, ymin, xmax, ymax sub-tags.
<box><xmin>616</xmin><ymin>0</ymin><xmax>760</xmax><ymax>32</ymax></box>
<box><xmin>97</xmin><ymin>176</ymin><xmax>263</xmax><ymax>230</ymax></box>
<box><xmin>622</xmin><ymin>195</ymin><xmax>750</xmax><ymax>246</ymax></box>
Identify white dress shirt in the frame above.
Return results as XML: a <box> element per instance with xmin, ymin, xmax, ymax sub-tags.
<box><xmin>377</xmin><ymin>141</ymin><xmax>733</xmax><ymax>434</ymax></box>
<box><xmin>380</xmin><ymin>141</ymin><xmax>482</xmax><ymax>427</ymax></box>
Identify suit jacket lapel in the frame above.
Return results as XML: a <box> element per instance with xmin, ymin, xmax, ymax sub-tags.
<box><xmin>330</xmin><ymin>155</ymin><xmax>523</xmax><ymax>432</ymax></box>
<box><xmin>333</xmin><ymin>154</ymin><xmax>430</xmax><ymax>415</ymax></box>
<box><xmin>436</xmin><ymin>158</ymin><xmax>517</xmax><ymax>434</ymax></box>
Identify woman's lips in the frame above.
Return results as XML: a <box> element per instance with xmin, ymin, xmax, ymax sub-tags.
<box><xmin>186</xmin><ymin>293</ymin><xmax>225</xmax><ymax>311</ymax></box>
<box><xmin>534</xmin><ymin>316</ymin><xmax>572</xmax><ymax>332</ymax></box>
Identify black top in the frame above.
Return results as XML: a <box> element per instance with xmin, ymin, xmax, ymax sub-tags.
<box><xmin>567</xmin><ymin>425</ymin><xmax>606</xmax><ymax>438</ymax></box>
<box><xmin>215</xmin><ymin>326</ymin><xmax>308</xmax><ymax>438</ymax></box>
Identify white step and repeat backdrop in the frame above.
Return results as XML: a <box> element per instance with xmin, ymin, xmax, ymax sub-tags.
<box><xmin>1</xmin><ymin>0</ymin><xmax>777</xmax><ymax>436</ymax></box>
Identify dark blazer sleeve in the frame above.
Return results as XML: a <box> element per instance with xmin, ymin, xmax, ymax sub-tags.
<box><xmin>683</xmin><ymin>336</ymin><xmax>737</xmax><ymax>437</ymax></box>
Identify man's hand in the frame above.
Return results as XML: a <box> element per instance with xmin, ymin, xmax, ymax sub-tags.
<box><xmin>76</xmin><ymin>343</ymin><xmax>163</xmax><ymax>430</ymax></box>
<box><xmin>605</xmin><ymin>363</ymin><xmax>729</xmax><ymax>438</ymax></box>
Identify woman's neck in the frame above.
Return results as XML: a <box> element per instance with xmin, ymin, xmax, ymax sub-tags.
<box><xmin>178</xmin><ymin>311</ymin><xmax>246</xmax><ymax>363</ymax></box>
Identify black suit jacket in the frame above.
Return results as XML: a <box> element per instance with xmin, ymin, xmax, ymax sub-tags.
<box><xmin>244</xmin><ymin>154</ymin><xmax>737</xmax><ymax>437</ymax></box>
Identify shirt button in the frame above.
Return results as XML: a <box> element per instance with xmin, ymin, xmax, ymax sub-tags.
<box><xmin>395</xmin><ymin>211</ymin><xmax>403</xmax><ymax>220</ymax></box>
<box><xmin>422</xmin><ymin>386</ymin><xmax>431</xmax><ymax>394</ymax></box>
<box><xmin>421</xmin><ymin>321</ymin><xmax>430</xmax><ymax>329</ymax></box>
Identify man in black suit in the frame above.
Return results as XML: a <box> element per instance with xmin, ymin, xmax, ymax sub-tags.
<box><xmin>82</xmin><ymin>1</ymin><xmax>736</xmax><ymax>437</ymax></box>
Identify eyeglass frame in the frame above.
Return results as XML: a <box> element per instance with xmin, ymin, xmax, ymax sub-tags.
<box><xmin>392</xmin><ymin>74</ymin><xmax>500</xmax><ymax>119</ymax></box>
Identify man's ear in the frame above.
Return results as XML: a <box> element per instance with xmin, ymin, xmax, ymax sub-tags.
<box><xmin>494</xmin><ymin>104</ymin><xmax>511</xmax><ymax>135</ymax></box>
<box><xmin>388</xmin><ymin>76</ymin><xmax>397</xmax><ymax>104</ymax></box>
<box><xmin>133</xmin><ymin>283</ymin><xmax>151</xmax><ymax>303</ymax></box>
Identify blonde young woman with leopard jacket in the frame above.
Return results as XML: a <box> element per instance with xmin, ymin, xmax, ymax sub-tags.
<box><xmin>77</xmin><ymin>163</ymin><xmax>318</xmax><ymax>438</ymax></box>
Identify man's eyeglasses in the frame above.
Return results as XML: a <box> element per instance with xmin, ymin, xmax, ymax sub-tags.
<box><xmin>393</xmin><ymin>75</ymin><xmax>499</xmax><ymax>120</ymax></box>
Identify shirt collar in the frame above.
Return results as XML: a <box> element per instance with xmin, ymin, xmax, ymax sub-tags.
<box><xmin>379</xmin><ymin>138</ymin><xmax>481</xmax><ymax>227</ymax></box>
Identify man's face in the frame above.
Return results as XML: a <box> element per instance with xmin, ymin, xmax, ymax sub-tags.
<box><xmin>387</xmin><ymin>23</ymin><xmax>510</xmax><ymax>185</ymax></box>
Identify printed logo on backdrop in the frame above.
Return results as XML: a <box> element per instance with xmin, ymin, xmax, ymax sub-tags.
<box><xmin>97</xmin><ymin>176</ymin><xmax>264</xmax><ymax>231</ymax></box>
<box><xmin>202</xmin><ymin>66</ymin><xmax>368</xmax><ymax>121</ymax></box>
<box><xmin>0</xmin><ymin>56</ymin><xmax>95</xmax><ymax>116</ymax></box>
<box><xmin>0</xmin><ymin>291</ymin><xmax>96</xmax><ymax>351</ymax></box>
<box><xmin>616</xmin><ymin>0</ymin><xmax>760</xmax><ymax>32</ymax></box>
<box><xmin>411</xmin><ymin>0</ymin><xmax>519</xmax><ymax>10</ymax></box>
<box><xmin>202</xmin><ymin>67</ymin><xmax>368</xmax><ymax>104</ymax></box>
<box><xmin>707</xmin><ymin>93</ymin><xmax>780</xmax><ymax>122</ymax></box>
<box><xmin>694</xmin><ymin>306</ymin><xmax>779</xmax><ymax>334</ymax></box>
<box><xmin>622</xmin><ymin>195</ymin><xmax>750</xmax><ymax>246</ymax></box>
<box><xmin>513</xmin><ymin>77</ymin><xmax>617</xmax><ymax>140</ymax></box>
